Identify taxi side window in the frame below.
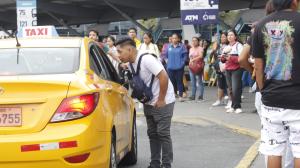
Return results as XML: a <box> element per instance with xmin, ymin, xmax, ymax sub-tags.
<box><xmin>94</xmin><ymin>45</ymin><xmax>121</xmax><ymax>83</ymax></box>
<box><xmin>89</xmin><ymin>46</ymin><xmax>110</xmax><ymax>80</ymax></box>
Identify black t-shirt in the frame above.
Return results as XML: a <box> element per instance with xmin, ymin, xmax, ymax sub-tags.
<box><xmin>253</xmin><ymin>11</ymin><xmax>300</xmax><ymax>109</ymax></box>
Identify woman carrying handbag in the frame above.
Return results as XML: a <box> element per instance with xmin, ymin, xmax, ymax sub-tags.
<box><xmin>188</xmin><ymin>37</ymin><xmax>205</xmax><ymax>101</ymax></box>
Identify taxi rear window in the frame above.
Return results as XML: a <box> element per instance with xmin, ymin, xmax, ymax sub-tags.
<box><xmin>0</xmin><ymin>48</ymin><xmax>80</xmax><ymax>76</ymax></box>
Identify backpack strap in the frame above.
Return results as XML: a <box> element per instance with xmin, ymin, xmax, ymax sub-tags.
<box><xmin>136</xmin><ymin>53</ymin><xmax>157</xmax><ymax>75</ymax></box>
<box><xmin>149</xmin><ymin>74</ymin><xmax>155</xmax><ymax>89</ymax></box>
<box><xmin>134</xmin><ymin>53</ymin><xmax>157</xmax><ymax>88</ymax></box>
<box><xmin>129</xmin><ymin>63</ymin><xmax>136</xmax><ymax>75</ymax></box>
<box><xmin>129</xmin><ymin>53</ymin><xmax>148</xmax><ymax>75</ymax></box>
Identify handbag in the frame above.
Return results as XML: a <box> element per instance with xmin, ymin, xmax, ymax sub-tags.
<box><xmin>189</xmin><ymin>58</ymin><xmax>205</xmax><ymax>74</ymax></box>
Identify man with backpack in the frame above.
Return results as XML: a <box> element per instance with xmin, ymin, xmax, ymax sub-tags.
<box><xmin>116</xmin><ymin>38</ymin><xmax>176</xmax><ymax>168</ymax></box>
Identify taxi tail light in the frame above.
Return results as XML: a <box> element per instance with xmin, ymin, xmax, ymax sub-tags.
<box><xmin>64</xmin><ymin>153</ymin><xmax>90</xmax><ymax>163</ymax></box>
<box><xmin>50</xmin><ymin>93</ymin><xmax>99</xmax><ymax>122</ymax></box>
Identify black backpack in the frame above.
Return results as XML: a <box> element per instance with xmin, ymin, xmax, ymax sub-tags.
<box><xmin>129</xmin><ymin>53</ymin><xmax>157</xmax><ymax>104</ymax></box>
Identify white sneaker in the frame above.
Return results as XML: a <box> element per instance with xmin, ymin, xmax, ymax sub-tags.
<box><xmin>212</xmin><ymin>100</ymin><xmax>221</xmax><ymax>106</ymax></box>
<box><xmin>235</xmin><ymin>108</ymin><xmax>243</xmax><ymax>114</ymax></box>
<box><xmin>179</xmin><ymin>97</ymin><xmax>185</xmax><ymax>102</ymax></box>
<box><xmin>224</xmin><ymin>96</ymin><xmax>229</xmax><ymax>100</ymax></box>
<box><xmin>138</xmin><ymin>102</ymin><xmax>143</xmax><ymax>109</ymax></box>
<box><xmin>226</xmin><ymin>108</ymin><xmax>235</xmax><ymax>113</ymax></box>
<box><xmin>225</xmin><ymin>101</ymin><xmax>232</xmax><ymax>109</ymax></box>
<box><xmin>249</xmin><ymin>87</ymin><xmax>255</xmax><ymax>93</ymax></box>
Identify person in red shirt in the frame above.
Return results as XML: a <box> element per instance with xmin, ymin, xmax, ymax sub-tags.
<box><xmin>224</xmin><ymin>29</ymin><xmax>244</xmax><ymax>114</ymax></box>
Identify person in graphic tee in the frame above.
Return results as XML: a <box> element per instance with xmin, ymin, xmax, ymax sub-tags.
<box><xmin>252</xmin><ymin>0</ymin><xmax>300</xmax><ymax>167</ymax></box>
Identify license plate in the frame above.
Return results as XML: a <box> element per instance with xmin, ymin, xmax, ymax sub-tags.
<box><xmin>0</xmin><ymin>108</ymin><xmax>22</xmax><ymax>127</ymax></box>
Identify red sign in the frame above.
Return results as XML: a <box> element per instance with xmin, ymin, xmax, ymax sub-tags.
<box><xmin>19</xmin><ymin>26</ymin><xmax>58</xmax><ymax>38</ymax></box>
<box><xmin>24</xmin><ymin>27</ymin><xmax>49</xmax><ymax>37</ymax></box>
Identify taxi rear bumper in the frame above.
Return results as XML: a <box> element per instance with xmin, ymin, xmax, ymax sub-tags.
<box><xmin>0</xmin><ymin>116</ymin><xmax>111</xmax><ymax>168</ymax></box>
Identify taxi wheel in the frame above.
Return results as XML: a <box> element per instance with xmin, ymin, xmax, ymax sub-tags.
<box><xmin>110</xmin><ymin>133</ymin><xmax>117</xmax><ymax>168</ymax></box>
<box><xmin>122</xmin><ymin>115</ymin><xmax>137</xmax><ymax>165</ymax></box>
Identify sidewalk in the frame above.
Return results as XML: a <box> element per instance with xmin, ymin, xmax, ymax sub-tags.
<box><xmin>176</xmin><ymin>87</ymin><xmax>264</xmax><ymax>168</ymax></box>
<box><xmin>136</xmin><ymin>86</ymin><xmax>264</xmax><ymax>167</ymax></box>
<box><xmin>173</xmin><ymin>87</ymin><xmax>260</xmax><ymax>131</ymax></box>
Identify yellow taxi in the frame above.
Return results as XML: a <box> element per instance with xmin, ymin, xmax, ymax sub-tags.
<box><xmin>0</xmin><ymin>26</ymin><xmax>137</xmax><ymax>168</ymax></box>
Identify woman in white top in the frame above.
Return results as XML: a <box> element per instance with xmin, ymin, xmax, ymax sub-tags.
<box><xmin>106</xmin><ymin>36</ymin><xmax>121</xmax><ymax>73</ymax></box>
<box><xmin>139</xmin><ymin>32</ymin><xmax>160</xmax><ymax>57</ymax></box>
<box><xmin>223</xmin><ymin>29</ymin><xmax>244</xmax><ymax>114</ymax></box>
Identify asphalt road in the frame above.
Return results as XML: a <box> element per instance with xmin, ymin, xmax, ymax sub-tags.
<box><xmin>120</xmin><ymin>117</ymin><xmax>255</xmax><ymax>168</ymax></box>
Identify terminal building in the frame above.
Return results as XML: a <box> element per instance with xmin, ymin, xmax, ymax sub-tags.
<box><xmin>0</xmin><ymin>0</ymin><xmax>272</xmax><ymax>42</ymax></box>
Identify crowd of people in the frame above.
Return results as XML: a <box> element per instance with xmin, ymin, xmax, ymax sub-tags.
<box><xmin>87</xmin><ymin>0</ymin><xmax>300</xmax><ymax>167</ymax></box>
<box><xmin>87</xmin><ymin>26</ymin><xmax>250</xmax><ymax>113</ymax></box>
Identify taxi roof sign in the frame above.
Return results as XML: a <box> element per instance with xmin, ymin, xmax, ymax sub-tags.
<box><xmin>17</xmin><ymin>26</ymin><xmax>59</xmax><ymax>38</ymax></box>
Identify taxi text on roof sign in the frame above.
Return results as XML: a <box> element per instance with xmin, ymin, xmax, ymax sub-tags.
<box><xmin>17</xmin><ymin>26</ymin><xmax>59</xmax><ymax>38</ymax></box>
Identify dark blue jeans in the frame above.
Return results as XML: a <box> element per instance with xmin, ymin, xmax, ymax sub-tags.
<box><xmin>168</xmin><ymin>68</ymin><xmax>184</xmax><ymax>97</ymax></box>
<box><xmin>242</xmin><ymin>71</ymin><xmax>254</xmax><ymax>88</ymax></box>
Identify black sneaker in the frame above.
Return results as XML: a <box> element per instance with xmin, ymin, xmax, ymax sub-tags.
<box><xmin>251</xmin><ymin>109</ymin><xmax>257</xmax><ymax>113</ymax></box>
<box><xmin>148</xmin><ymin>165</ymin><xmax>161</xmax><ymax>168</ymax></box>
<box><xmin>189</xmin><ymin>96</ymin><xmax>195</xmax><ymax>101</ymax></box>
<box><xmin>197</xmin><ymin>96</ymin><xmax>204</xmax><ymax>102</ymax></box>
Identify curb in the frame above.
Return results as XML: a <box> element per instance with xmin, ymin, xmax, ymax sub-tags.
<box><xmin>235</xmin><ymin>140</ymin><xmax>260</xmax><ymax>168</ymax></box>
<box><xmin>137</xmin><ymin>112</ymin><xmax>260</xmax><ymax>139</ymax></box>
<box><xmin>188</xmin><ymin>115</ymin><xmax>260</xmax><ymax>139</ymax></box>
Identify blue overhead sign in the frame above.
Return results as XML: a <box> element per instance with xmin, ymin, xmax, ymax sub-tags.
<box><xmin>180</xmin><ymin>0</ymin><xmax>219</xmax><ymax>25</ymax></box>
<box><xmin>16</xmin><ymin>0</ymin><xmax>36</xmax><ymax>7</ymax></box>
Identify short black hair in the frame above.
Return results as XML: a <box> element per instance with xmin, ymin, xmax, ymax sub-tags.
<box><xmin>220</xmin><ymin>31</ymin><xmax>228</xmax><ymax>37</ymax></box>
<box><xmin>227</xmin><ymin>29</ymin><xmax>238</xmax><ymax>37</ymax></box>
<box><xmin>115</xmin><ymin>37</ymin><xmax>136</xmax><ymax>48</ymax></box>
<box><xmin>172</xmin><ymin>33</ymin><xmax>182</xmax><ymax>40</ymax></box>
<box><xmin>88</xmin><ymin>29</ymin><xmax>99</xmax><ymax>36</ymax></box>
<box><xmin>107</xmin><ymin>35</ymin><xmax>116</xmax><ymax>45</ymax></box>
<box><xmin>192</xmin><ymin>37</ymin><xmax>200</xmax><ymax>42</ymax></box>
<box><xmin>272</xmin><ymin>0</ymin><xmax>293</xmax><ymax>11</ymax></box>
<box><xmin>266</xmin><ymin>0</ymin><xmax>276</xmax><ymax>14</ymax></box>
<box><xmin>143</xmin><ymin>32</ymin><xmax>154</xmax><ymax>43</ymax></box>
<box><xmin>128</xmin><ymin>27</ymin><xmax>137</xmax><ymax>34</ymax></box>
